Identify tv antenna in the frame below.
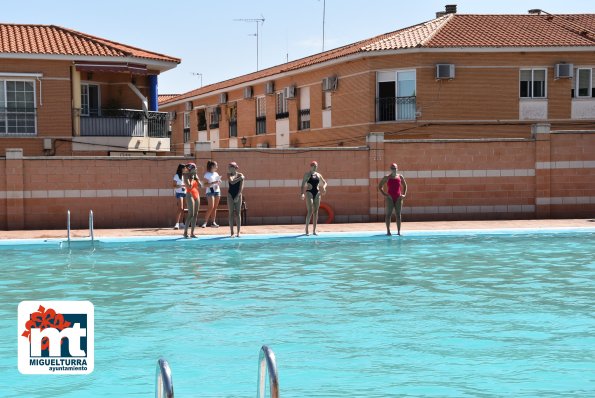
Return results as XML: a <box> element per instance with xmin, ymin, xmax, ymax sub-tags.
<box><xmin>191</xmin><ymin>72</ymin><xmax>203</xmax><ymax>88</ymax></box>
<box><xmin>234</xmin><ymin>16</ymin><xmax>265</xmax><ymax>71</ymax></box>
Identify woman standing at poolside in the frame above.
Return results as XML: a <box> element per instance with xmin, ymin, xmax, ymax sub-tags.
<box><xmin>227</xmin><ymin>161</ymin><xmax>245</xmax><ymax>237</ymax></box>
<box><xmin>201</xmin><ymin>160</ymin><xmax>222</xmax><ymax>228</ymax></box>
<box><xmin>183</xmin><ymin>163</ymin><xmax>201</xmax><ymax>238</ymax></box>
<box><xmin>172</xmin><ymin>163</ymin><xmax>187</xmax><ymax>230</ymax></box>
<box><xmin>300</xmin><ymin>160</ymin><xmax>327</xmax><ymax>236</ymax></box>
<box><xmin>378</xmin><ymin>163</ymin><xmax>408</xmax><ymax>236</ymax></box>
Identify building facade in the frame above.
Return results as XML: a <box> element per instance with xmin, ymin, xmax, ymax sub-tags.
<box><xmin>0</xmin><ymin>24</ymin><xmax>180</xmax><ymax>156</ymax></box>
<box><xmin>161</xmin><ymin>9</ymin><xmax>595</xmax><ymax>154</ymax></box>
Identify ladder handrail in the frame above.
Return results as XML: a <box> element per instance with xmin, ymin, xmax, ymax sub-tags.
<box><xmin>256</xmin><ymin>345</ymin><xmax>279</xmax><ymax>398</ymax></box>
<box><xmin>66</xmin><ymin>210</ymin><xmax>71</xmax><ymax>246</ymax></box>
<box><xmin>89</xmin><ymin>210</ymin><xmax>94</xmax><ymax>241</ymax></box>
<box><xmin>155</xmin><ymin>358</ymin><xmax>174</xmax><ymax>398</ymax></box>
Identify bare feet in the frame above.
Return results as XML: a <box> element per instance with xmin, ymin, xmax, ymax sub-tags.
<box><xmin>191</xmin><ymin>234</ymin><xmax>197</xmax><ymax>238</ymax></box>
<box><xmin>183</xmin><ymin>233</ymin><xmax>189</xmax><ymax>239</ymax></box>
<box><xmin>236</xmin><ymin>234</ymin><xmax>240</xmax><ymax>238</ymax></box>
<box><xmin>387</xmin><ymin>231</ymin><xmax>392</xmax><ymax>236</ymax></box>
<box><xmin>313</xmin><ymin>231</ymin><xmax>318</xmax><ymax>236</ymax></box>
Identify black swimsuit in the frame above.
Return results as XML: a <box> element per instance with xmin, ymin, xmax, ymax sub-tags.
<box><xmin>307</xmin><ymin>173</ymin><xmax>320</xmax><ymax>198</ymax></box>
<box><xmin>228</xmin><ymin>178</ymin><xmax>241</xmax><ymax>199</ymax></box>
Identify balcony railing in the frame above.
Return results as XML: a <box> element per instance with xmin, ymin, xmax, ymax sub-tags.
<box><xmin>299</xmin><ymin>109</ymin><xmax>310</xmax><ymax>130</ymax></box>
<box><xmin>376</xmin><ymin>96</ymin><xmax>416</xmax><ymax>121</ymax></box>
<box><xmin>275</xmin><ymin>111</ymin><xmax>289</xmax><ymax>120</ymax></box>
<box><xmin>183</xmin><ymin>128</ymin><xmax>190</xmax><ymax>143</ymax></box>
<box><xmin>256</xmin><ymin>116</ymin><xmax>266</xmax><ymax>135</ymax></box>
<box><xmin>0</xmin><ymin>108</ymin><xmax>37</xmax><ymax>135</ymax></box>
<box><xmin>80</xmin><ymin>109</ymin><xmax>169</xmax><ymax>137</ymax></box>
<box><xmin>229</xmin><ymin>120</ymin><xmax>238</xmax><ymax>138</ymax></box>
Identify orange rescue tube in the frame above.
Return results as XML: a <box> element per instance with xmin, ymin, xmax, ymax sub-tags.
<box><xmin>318</xmin><ymin>202</ymin><xmax>334</xmax><ymax>224</ymax></box>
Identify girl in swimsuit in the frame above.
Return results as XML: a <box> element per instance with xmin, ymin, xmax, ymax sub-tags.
<box><xmin>378</xmin><ymin>162</ymin><xmax>408</xmax><ymax>236</ymax></box>
<box><xmin>300</xmin><ymin>161</ymin><xmax>328</xmax><ymax>235</ymax></box>
<box><xmin>227</xmin><ymin>161</ymin><xmax>245</xmax><ymax>238</ymax></box>
<box><xmin>184</xmin><ymin>163</ymin><xmax>202</xmax><ymax>238</ymax></box>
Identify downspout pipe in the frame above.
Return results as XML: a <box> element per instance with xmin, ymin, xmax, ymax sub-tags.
<box><xmin>148</xmin><ymin>75</ymin><xmax>158</xmax><ymax>111</ymax></box>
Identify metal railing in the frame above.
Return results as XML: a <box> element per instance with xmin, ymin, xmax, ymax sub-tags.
<box><xmin>275</xmin><ymin>111</ymin><xmax>289</xmax><ymax>120</ymax></box>
<box><xmin>0</xmin><ymin>108</ymin><xmax>37</xmax><ymax>135</ymax></box>
<box><xmin>256</xmin><ymin>116</ymin><xmax>266</xmax><ymax>134</ymax></box>
<box><xmin>89</xmin><ymin>210</ymin><xmax>94</xmax><ymax>242</ymax></box>
<box><xmin>299</xmin><ymin>109</ymin><xmax>311</xmax><ymax>130</ymax></box>
<box><xmin>155</xmin><ymin>358</ymin><xmax>174</xmax><ymax>398</ymax></box>
<box><xmin>376</xmin><ymin>96</ymin><xmax>416</xmax><ymax>121</ymax></box>
<box><xmin>66</xmin><ymin>210</ymin><xmax>71</xmax><ymax>247</ymax></box>
<box><xmin>256</xmin><ymin>345</ymin><xmax>279</xmax><ymax>398</ymax></box>
<box><xmin>183</xmin><ymin>128</ymin><xmax>190</xmax><ymax>143</ymax></box>
<box><xmin>80</xmin><ymin>109</ymin><xmax>169</xmax><ymax>137</ymax></box>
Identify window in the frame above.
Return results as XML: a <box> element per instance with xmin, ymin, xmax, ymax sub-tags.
<box><xmin>256</xmin><ymin>96</ymin><xmax>266</xmax><ymax>134</ymax></box>
<box><xmin>376</xmin><ymin>70</ymin><xmax>416</xmax><ymax>121</ymax></box>
<box><xmin>228</xmin><ymin>103</ymin><xmax>237</xmax><ymax>138</ymax></box>
<box><xmin>323</xmin><ymin>91</ymin><xmax>332</xmax><ymax>110</ymax></box>
<box><xmin>299</xmin><ymin>86</ymin><xmax>310</xmax><ymax>130</ymax></box>
<box><xmin>197</xmin><ymin>109</ymin><xmax>207</xmax><ymax>131</ymax></box>
<box><xmin>275</xmin><ymin>91</ymin><xmax>288</xmax><ymax>119</ymax></box>
<box><xmin>209</xmin><ymin>107</ymin><xmax>220</xmax><ymax>129</ymax></box>
<box><xmin>183</xmin><ymin>112</ymin><xmax>190</xmax><ymax>143</ymax></box>
<box><xmin>81</xmin><ymin>84</ymin><xmax>100</xmax><ymax>116</ymax></box>
<box><xmin>576</xmin><ymin>68</ymin><xmax>593</xmax><ymax>98</ymax></box>
<box><xmin>520</xmin><ymin>69</ymin><xmax>546</xmax><ymax>98</ymax></box>
<box><xmin>0</xmin><ymin>80</ymin><xmax>37</xmax><ymax>135</ymax></box>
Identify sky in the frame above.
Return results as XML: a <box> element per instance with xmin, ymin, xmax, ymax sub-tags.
<box><xmin>3</xmin><ymin>0</ymin><xmax>595</xmax><ymax>94</ymax></box>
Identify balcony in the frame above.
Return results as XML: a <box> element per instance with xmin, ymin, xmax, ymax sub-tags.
<box><xmin>376</xmin><ymin>96</ymin><xmax>416</xmax><ymax>121</ymax></box>
<box><xmin>299</xmin><ymin>109</ymin><xmax>310</xmax><ymax>130</ymax></box>
<box><xmin>229</xmin><ymin>120</ymin><xmax>238</xmax><ymax>138</ymax></box>
<box><xmin>0</xmin><ymin>108</ymin><xmax>37</xmax><ymax>136</ymax></box>
<box><xmin>80</xmin><ymin>109</ymin><xmax>169</xmax><ymax>138</ymax></box>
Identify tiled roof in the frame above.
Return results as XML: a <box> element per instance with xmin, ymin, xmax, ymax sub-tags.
<box><xmin>160</xmin><ymin>13</ymin><xmax>595</xmax><ymax>105</ymax></box>
<box><xmin>158</xmin><ymin>94</ymin><xmax>180</xmax><ymax>104</ymax></box>
<box><xmin>0</xmin><ymin>24</ymin><xmax>180</xmax><ymax>64</ymax></box>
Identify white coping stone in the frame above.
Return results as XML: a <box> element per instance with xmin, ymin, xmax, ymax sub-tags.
<box><xmin>32</xmin><ymin>190</ymin><xmax>48</xmax><ymax>198</ymax></box>
<box><xmin>6</xmin><ymin>191</ymin><xmax>24</xmax><ymax>199</ymax></box>
<box><xmin>452</xmin><ymin>206</ymin><xmax>467</xmax><ymax>213</ymax></box>
<box><xmin>527</xmin><ymin>169</ymin><xmax>536</xmax><ymax>176</ymax></box>
<box><xmin>402</xmin><ymin>207</ymin><xmax>413</xmax><ymax>214</ymax></box>
<box><xmin>576</xmin><ymin>197</ymin><xmax>590</xmax><ymax>204</ymax></box>
<box><xmin>535</xmin><ymin>162</ymin><xmax>550</xmax><ymax>169</ymax></box>
<box><xmin>438</xmin><ymin>206</ymin><xmax>452</xmax><ymax>214</ymax></box>
<box><xmin>480</xmin><ymin>205</ymin><xmax>495</xmax><ymax>213</ymax></box>
<box><xmin>97</xmin><ymin>190</ymin><xmax>112</xmax><ymax>197</ymax></box>
<box><xmin>472</xmin><ymin>170</ymin><xmax>487</xmax><ymax>177</ymax></box>
<box><xmin>555</xmin><ymin>161</ymin><xmax>571</xmax><ymax>169</ymax></box>
<box><xmin>445</xmin><ymin>170</ymin><xmax>460</xmax><ymax>178</ymax></box>
<box><xmin>590</xmin><ymin>197</ymin><xmax>595</xmax><ymax>204</ymax></box>
<box><xmin>342</xmin><ymin>178</ymin><xmax>356</xmax><ymax>186</ymax></box>
<box><xmin>269</xmin><ymin>180</ymin><xmax>284</xmax><ymax>188</ymax></box>
<box><xmin>536</xmin><ymin>198</ymin><xmax>549</xmax><ymax>205</ymax></box>
<box><xmin>585</xmin><ymin>161</ymin><xmax>595</xmax><ymax>168</ymax></box>
<box><xmin>254</xmin><ymin>180</ymin><xmax>268</xmax><ymax>188</ymax></box>
<box><xmin>500</xmin><ymin>169</ymin><xmax>516</xmax><ymax>177</ymax></box>
<box><xmin>426</xmin><ymin>206</ymin><xmax>439</xmax><ymax>214</ymax></box>
<box><xmin>521</xmin><ymin>205</ymin><xmax>535</xmax><ymax>212</ymax></box>
<box><xmin>369</xmin><ymin>171</ymin><xmax>384</xmax><ymax>179</ymax></box>
<box><xmin>418</xmin><ymin>170</ymin><xmax>432</xmax><ymax>178</ymax></box>
<box><xmin>283</xmin><ymin>179</ymin><xmax>297</xmax><ymax>187</ymax></box>
<box><xmin>127</xmin><ymin>189</ymin><xmax>143</xmax><ymax>197</ymax></box>
<box><xmin>48</xmin><ymin>190</ymin><xmax>64</xmax><ymax>198</ymax></box>
<box><xmin>404</xmin><ymin>171</ymin><xmax>418</xmax><ymax>178</ymax></box>
<box><xmin>143</xmin><ymin>189</ymin><xmax>159</xmax><ymax>196</ymax></box>
<box><xmin>81</xmin><ymin>190</ymin><xmax>97</xmax><ymax>198</ymax></box>
<box><xmin>562</xmin><ymin>197</ymin><xmax>578</xmax><ymax>205</ymax></box>
<box><xmin>327</xmin><ymin>179</ymin><xmax>342</xmax><ymax>186</ymax></box>
<box><xmin>242</xmin><ymin>180</ymin><xmax>255</xmax><ymax>188</ymax></box>
<box><xmin>431</xmin><ymin>170</ymin><xmax>446</xmax><ymax>178</ymax></box>
<box><xmin>112</xmin><ymin>189</ymin><xmax>128</xmax><ymax>197</ymax></box>
<box><xmin>551</xmin><ymin>197</ymin><xmax>563</xmax><ymax>205</ymax></box>
<box><xmin>291</xmin><ymin>216</ymin><xmax>303</xmax><ymax>224</ymax></box>
<box><xmin>23</xmin><ymin>191</ymin><xmax>31</xmax><ymax>199</ymax></box>
<box><xmin>508</xmin><ymin>205</ymin><xmax>522</xmax><ymax>212</ymax></box>
<box><xmin>568</xmin><ymin>161</ymin><xmax>584</xmax><ymax>168</ymax></box>
<box><xmin>494</xmin><ymin>205</ymin><xmax>508</xmax><ymax>212</ymax></box>
<box><xmin>459</xmin><ymin>170</ymin><xmax>473</xmax><ymax>177</ymax></box>
<box><xmin>486</xmin><ymin>170</ymin><xmax>501</xmax><ymax>177</ymax></box>
<box><xmin>0</xmin><ymin>192</ymin><xmax>5</xmax><ymax>199</ymax></box>
<box><xmin>467</xmin><ymin>206</ymin><xmax>482</xmax><ymax>213</ymax></box>
<box><xmin>355</xmin><ymin>179</ymin><xmax>369</xmax><ymax>186</ymax></box>
<box><xmin>158</xmin><ymin>189</ymin><xmax>172</xmax><ymax>197</ymax></box>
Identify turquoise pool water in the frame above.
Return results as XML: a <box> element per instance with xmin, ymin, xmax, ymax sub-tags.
<box><xmin>1</xmin><ymin>230</ymin><xmax>594</xmax><ymax>397</ymax></box>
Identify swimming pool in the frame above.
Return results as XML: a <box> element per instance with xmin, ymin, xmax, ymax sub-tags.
<box><xmin>1</xmin><ymin>230</ymin><xmax>594</xmax><ymax>397</ymax></box>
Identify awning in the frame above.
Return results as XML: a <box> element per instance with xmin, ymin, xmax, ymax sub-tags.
<box><xmin>74</xmin><ymin>61</ymin><xmax>148</xmax><ymax>75</ymax></box>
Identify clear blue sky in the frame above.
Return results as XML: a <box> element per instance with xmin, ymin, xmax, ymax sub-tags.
<box><xmin>3</xmin><ymin>0</ymin><xmax>595</xmax><ymax>94</ymax></box>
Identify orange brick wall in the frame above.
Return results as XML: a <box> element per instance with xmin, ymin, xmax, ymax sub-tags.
<box><xmin>1</xmin><ymin>130</ymin><xmax>593</xmax><ymax>230</ymax></box>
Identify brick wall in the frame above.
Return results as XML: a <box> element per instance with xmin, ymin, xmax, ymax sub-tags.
<box><xmin>1</xmin><ymin>128</ymin><xmax>593</xmax><ymax>230</ymax></box>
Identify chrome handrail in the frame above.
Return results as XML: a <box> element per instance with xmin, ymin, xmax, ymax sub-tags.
<box><xmin>67</xmin><ymin>210</ymin><xmax>71</xmax><ymax>247</ymax></box>
<box><xmin>89</xmin><ymin>210</ymin><xmax>94</xmax><ymax>241</ymax></box>
<box><xmin>256</xmin><ymin>345</ymin><xmax>279</xmax><ymax>398</ymax></box>
<box><xmin>155</xmin><ymin>358</ymin><xmax>174</xmax><ymax>398</ymax></box>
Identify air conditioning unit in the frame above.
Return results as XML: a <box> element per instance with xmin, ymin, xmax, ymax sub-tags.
<box><xmin>555</xmin><ymin>64</ymin><xmax>573</xmax><ymax>79</ymax></box>
<box><xmin>265</xmin><ymin>81</ymin><xmax>275</xmax><ymax>95</ymax></box>
<box><xmin>219</xmin><ymin>93</ymin><xmax>228</xmax><ymax>104</ymax></box>
<box><xmin>185</xmin><ymin>101</ymin><xmax>193</xmax><ymax>111</ymax></box>
<box><xmin>243</xmin><ymin>86</ymin><xmax>253</xmax><ymax>99</ymax></box>
<box><xmin>284</xmin><ymin>85</ymin><xmax>296</xmax><ymax>99</ymax></box>
<box><xmin>256</xmin><ymin>142</ymin><xmax>269</xmax><ymax>148</ymax></box>
<box><xmin>322</xmin><ymin>75</ymin><xmax>338</xmax><ymax>91</ymax></box>
<box><xmin>436</xmin><ymin>64</ymin><xmax>455</xmax><ymax>79</ymax></box>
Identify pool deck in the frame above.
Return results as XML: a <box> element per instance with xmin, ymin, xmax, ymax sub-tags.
<box><xmin>0</xmin><ymin>219</ymin><xmax>593</xmax><ymax>240</ymax></box>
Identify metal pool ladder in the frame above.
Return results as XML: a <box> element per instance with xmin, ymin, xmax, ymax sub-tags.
<box><xmin>156</xmin><ymin>358</ymin><xmax>174</xmax><ymax>398</ymax></box>
<box><xmin>64</xmin><ymin>209</ymin><xmax>95</xmax><ymax>248</ymax></box>
<box><xmin>257</xmin><ymin>345</ymin><xmax>279</xmax><ymax>398</ymax></box>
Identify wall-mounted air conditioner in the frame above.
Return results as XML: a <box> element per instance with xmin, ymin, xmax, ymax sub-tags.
<box><xmin>436</xmin><ymin>64</ymin><xmax>455</xmax><ymax>79</ymax></box>
<box><xmin>243</xmin><ymin>86</ymin><xmax>253</xmax><ymax>99</ymax></box>
<box><xmin>322</xmin><ymin>75</ymin><xmax>338</xmax><ymax>91</ymax></box>
<box><xmin>555</xmin><ymin>64</ymin><xmax>573</xmax><ymax>79</ymax></box>
<box><xmin>219</xmin><ymin>93</ymin><xmax>228</xmax><ymax>104</ymax></box>
<box><xmin>284</xmin><ymin>85</ymin><xmax>296</xmax><ymax>99</ymax></box>
<box><xmin>265</xmin><ymin>81</ymin><xmax>275</xmax><ymax>95</ymax></box>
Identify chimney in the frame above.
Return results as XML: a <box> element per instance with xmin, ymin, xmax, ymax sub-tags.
<box><xmin>436</xmin><ymin>11</ymin><xmax>446</xmax><ymax>18</ymax></box>
<box><xmin>445</xmin><ymin>4</ymin><xmax>457</xmax><ymax>14</ymax></box>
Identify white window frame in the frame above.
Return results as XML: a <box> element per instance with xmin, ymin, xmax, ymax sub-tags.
<box><xmin>376</xmin><ymin>69</ymin><xmax>417</xmax><ymax>121</ymax></box>
<box><xmin>276</xmin><ymin>91</ymin><xmax>288</xmax><ymax>114</ymax></box>
<box><xmin>256</xmin><ymin>96</ymin><xmax>266</xmax><ymax>117</ymax></box>
<box><xmin>519</xmin><ymin>68</ymin><xmax>547</xmax><ymax>99</ymax></box>
<box><xmin>183</xmin><ymin>112</ymin><xmax>190</xmax><ymax>129</ymax></box>
<box><xmin>323</xmin><ymin>91</ymin><xmax>332</xmax><ymax>110</ymax></box>
<box><xmin>81</xmin><ymin>83</ymin><xmax>101</xmax><ymax>116</ymax></box>
<box><xmin>0</xmin><ymin>78</ymin><xmax>38</xmax><ymax>135</ymax></box>
<box><xmin>575</xmin><ymin>68</ymin><xmax>593</xmax><ymax>98</ymax></box>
